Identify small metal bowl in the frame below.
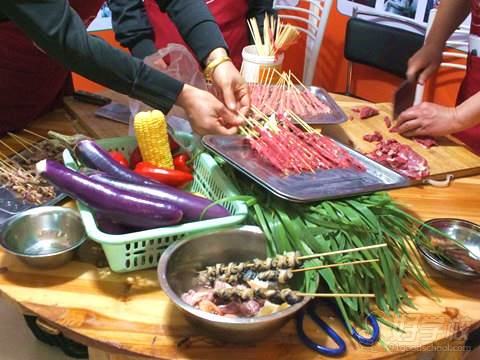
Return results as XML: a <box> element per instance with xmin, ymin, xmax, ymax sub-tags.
<box><xmin>417</xmin><ymin>218</ymin><xmax>480</xmax><ymax>279</ymax></box>
<box><xmin>0</xmin><ymin>206</ymin><xmax>86</xmax><ymax>269</ymax></box>
<box><xmin>158</xmin><ymin>226</ymin><xmax>314</xmax><ymax>343</ymax></box>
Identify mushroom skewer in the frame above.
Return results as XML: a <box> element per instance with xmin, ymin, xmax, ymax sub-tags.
<box><xmin>213</xmin><ymin>288</ymin><xmax>375</xmax><ymax>305</ymax></box>
<box><xmin>200</xmin><ymin>259</ymin><xmax>380</xmax><ymax>286</ymax></box>
<box><xmin>200</xmin><ymin>244</ymin><xmax>388</xmax><ymax>278</ymax></box>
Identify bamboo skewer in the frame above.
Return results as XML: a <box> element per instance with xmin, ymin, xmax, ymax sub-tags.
<box><xmin>23</xmin><ymin>129</ymin><xmax>49</xmax><ymax>140</ymax></box>
<box><xmin>8</xmin><ymin>132</ymin><xmax>42</xmax><ymax>151</ymax></box>
<box><xmin>0</xmin><ymin>140</ymin><xmax>27</xmax><ymax>162</ymax></box>
<box><xmin>297</xmin><ymin>293</ymin><xmax>375</xmax><ymax>298</ymax></box>
<box><xmin>292</xmin><ymin>259</ymin><xmax>380</xmax><ymax>273</ymax></box>
<box><xmin>298</xmin><ymin>243</ymin><xmax>388</xmax><ymax>261</ymax></box>
<box><xmin>8</xmin><ymin>133</ymin><xmax>34</xmax><ymax>153</ymax></box>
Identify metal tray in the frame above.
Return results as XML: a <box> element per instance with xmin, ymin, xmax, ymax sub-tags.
<box><xmin>0</xmin><ymin>141</ymin><xmax>67</xmax><ymax>226</ymax></box>
<box><xmin>202</xmin><ymin>135</ymin><xmax>410</xmax><ymax>203</ymax></box>
<box><xmin>302</xmin><ymin>86</ymin><xmax>347</xmax><ymax>125</ymax></box>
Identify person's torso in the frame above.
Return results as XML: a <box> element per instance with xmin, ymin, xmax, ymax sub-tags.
<box><xmin>454</xmin><ymin>0</ymin><xmax>480</xmax><ymax>153</ymax></box>
<box><xmin>144</xmin><ymin>0</ymin><xmax>249</xmax><ymax>69</ymax></box>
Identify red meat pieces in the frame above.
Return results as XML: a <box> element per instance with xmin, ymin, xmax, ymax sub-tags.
<box><xmin>366</xmin><ymin>139</ymin><xmax>430</xmax><ymax>180</ymax></box>
<box><xmin>413</xmin><ymin>137</ymin><xmax>438</xmax><ymax>149</ymax></box>
<box><xmin>384</xmin><ymin>116</ymin><xmax>392</xmax><ymax>129</ymax></box>
<box><xmin>351</xmin><ymin>106</ymin><xmax>379</xmax><ymax>119</ymax></box>
<box><xmin>363</xmin><ymin>131</ymin><xmax>383</xmax><ymax>143</ymax></box>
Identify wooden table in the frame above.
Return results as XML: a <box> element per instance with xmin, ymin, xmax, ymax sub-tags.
<box><xmin>0</xmin><ymin>95</ymin><xmax>479</xmax><ymax>360</ymax></box>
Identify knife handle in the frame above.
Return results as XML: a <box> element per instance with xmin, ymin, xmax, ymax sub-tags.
<box><xmin>73</xmin><ymin>90</ymin><xmax>111</xmax><ymax>106</ymax></box>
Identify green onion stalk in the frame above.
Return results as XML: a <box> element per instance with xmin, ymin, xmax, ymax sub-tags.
<box><xmin>217</xmin><ymin>161</ymin><xmax>435</xmax><ymax>330</ymax></box>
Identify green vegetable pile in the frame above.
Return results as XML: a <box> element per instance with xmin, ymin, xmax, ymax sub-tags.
<box><xmin>222</xmin><ymin>167</ymin><xmax>434</xmax><ymax>329</ymax></box>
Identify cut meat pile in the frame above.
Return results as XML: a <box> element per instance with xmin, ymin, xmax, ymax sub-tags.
<box><xmin>366</xmin><ymin>139</ymin><xmax>430</xmax><ymax>180</ymax></box>
<box><xmin>351</xmin><ymin>106</ymin><xmax>379</xmax><ymax>119</ymax></box>
<box><xmin>247</xmin><ymin>114</ymin><xmax>365</xmax><ymax>175</ymax></box>
<box><xmin>413</xmin><ymin>137</ymin><xmax>438</xmax><ymax>149</ymax></box>
<box><xmin>363</xmin><ymin>131</ymin><xmax>383</xmax><ymax>143</ymax></box>
<box><xmin>248</xmin><ymin>83</ymin><xmax>332</xmax><ymax>118</ymax></box>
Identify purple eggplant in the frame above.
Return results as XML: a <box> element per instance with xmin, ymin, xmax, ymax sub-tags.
<box><xmin>37</xmin><ymin>160</ymin><xmax>183</xmax><ymax>229</ymax></box>
<box><xmin>74</xmin><ymin>140</ymin><xmax>160</xmax><ymax>186</ymax></box>
<box><xmin>89</xmin><ymin>173</ymin><xmax>230</xmax><ymax>221</ymax></box>
<box><xmin>96</xmin><ymin>215</ymin><xmax>135</xmax><ymax>234</ymax></box>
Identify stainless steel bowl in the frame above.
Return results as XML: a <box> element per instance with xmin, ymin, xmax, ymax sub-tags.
<box><xmin>0</xmin><ymin>206</ymin><xmax>86</xmax><ymax>269</ymax></box>
<box><xmin>158</xmin><ymin>226</ymin><xmax>314</xmax><ymax>343</ymax></box>
<box><xmin>417</xmin><ymin>218</ymin><xmax>480</xmax><ymax>279</ymax></box>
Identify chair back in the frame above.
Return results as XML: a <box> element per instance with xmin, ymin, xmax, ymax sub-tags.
<box><xmin>344</xmin><ymin>11</ymin><xmax>424</xmax><ymax>96</ymax></box>
<box><xmin>273</xmin><ymin>0</ymin><xmax>334</xmax><ymax>85</ymax></box>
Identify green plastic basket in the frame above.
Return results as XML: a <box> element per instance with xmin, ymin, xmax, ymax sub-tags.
<box><xmin>62</xmin><ymin>136</ymin><xmax>248</xmax><ymax>272</ymax></box>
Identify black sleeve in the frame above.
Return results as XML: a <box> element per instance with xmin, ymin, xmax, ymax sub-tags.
<box><xmin>157</xmin><ymin>0</ymin><xmax>228</xmax><ymax>66</ymax></box>
<box><xmin>247</xmin><ymin>0</ymin><xmax>277</xmax><ymax>43</ymax></box>
<box><xmin>2</xmin><ymin>0</ymin><xmax>183</xmax><ymax>113</ymax></box>
<box><xmin>108</xmin><ymin>0</ymin><xmax>157</xmax><ymax>59</ymax></box>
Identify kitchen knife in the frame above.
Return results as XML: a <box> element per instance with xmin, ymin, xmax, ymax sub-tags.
<box><xmin>95</xmin><ymin>102</ymin><xmax>130</xmax><ymax>125</ymax></box>
<box><xmin>393</xmin><ymin>79</ymin><xmax>417</xmax><ymax>119</ymax></box>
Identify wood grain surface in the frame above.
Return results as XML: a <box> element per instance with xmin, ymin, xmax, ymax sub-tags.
<box><xmin>324</xmin><ymin>96</ymin><xmax>480</xmax><ymax>181</ymax></box>
<box><xmin>0</xmin><ymin>96</ymin><xmax>479</xmax><ymax>360</ymax></box>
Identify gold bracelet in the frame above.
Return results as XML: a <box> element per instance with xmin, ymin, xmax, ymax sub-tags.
<box><xmin>204</xmin><ymin>55</ymin><xmax>232</xmax><ymax>81</ymax></box>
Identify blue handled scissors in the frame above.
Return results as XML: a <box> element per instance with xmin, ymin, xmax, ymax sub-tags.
<box><xmin>296</xmin><ymin>300</ymin><xmax>380</xmax><ymax>356</ymax></box>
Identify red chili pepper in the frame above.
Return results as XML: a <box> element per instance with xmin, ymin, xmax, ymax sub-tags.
<box><xmin>134</xmin><ymin>162</ymin><xmax>193</xmax><ymax>187</ymax></box>
<box><xmin>173</xmin><ymin>153</ymin><xmax>192</xmax><ymax>173</ymax></box>
<box><xmin>129</xmin><ymin>146</ymin><xmax>143</xmax><ymax>169</ymax></box>
<box><xmin>109</xmin><ymin>151</ymin><xmax>129</xmax><ymax>167</ymax></box>
<box><xmin>168</xmin><ymin>135</ymin><xmax>179</xmax><ymax>152</ymax></box>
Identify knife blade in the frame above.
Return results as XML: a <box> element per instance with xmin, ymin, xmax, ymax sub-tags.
<box><xmin>95</xmin><ymin>102</ymin><xmax>130</xmax><ymax>125</ymax></box>
<box><xmin>393</xmin><ymin>79</ymin><xmax>417</xmax><ymax>119</ymax></box>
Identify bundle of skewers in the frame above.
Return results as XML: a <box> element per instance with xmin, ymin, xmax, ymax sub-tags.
<box><xmin>182</xmin><ymin>244</ymin><xmax>386</xmax><ymax>317</ymax></box>
<box><xmin>248</xmin><ymin>69</ymin><xmax>332</xmax><ymax>118</ymax></box>
<box><xmin>247</xmin><ymin>14</ymin><xmax>300</xmax><ymax>57</ymax></box>
<box><xmin>237</xmin><ymin>105</ymin><xmax>365</xmax><ymax>175</ymax></box>
<box><xmin>0</xmin><ymin>130</ymin><xmax>65</xmax><ymax>204</ymax></box>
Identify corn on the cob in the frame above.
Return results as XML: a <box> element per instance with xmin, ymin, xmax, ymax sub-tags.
<box><xmin>134</xmin><ymin>110</ymin><xmax>174</xmax><ymax>169</ymax></box>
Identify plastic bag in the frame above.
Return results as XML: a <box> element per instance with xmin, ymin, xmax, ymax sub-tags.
<box><xmin>128</xmin><ymin>44</ymin><xmax>205</xmax><ymax>135</ymax></box>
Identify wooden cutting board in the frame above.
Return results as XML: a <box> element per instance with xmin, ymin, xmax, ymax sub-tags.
<box><xmin>322</xmin><ymin>96</ymin><xmax>480</xmax><ymax>182</ymax></box>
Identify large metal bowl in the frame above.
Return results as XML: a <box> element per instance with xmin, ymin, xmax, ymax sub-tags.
<box><xmin>0</xmin><ymin>206</ymin><xmax>86</xmax><ymax>269</ymax></box>
<box><xmin>158</xmin><ymin>226</ymin><xmax>313</xmax><ymax>343</ymax></box>
<box><xmin>417</xmin><ymin>218</ymin><xmax>480</xmax><ymax>279</ymax></box>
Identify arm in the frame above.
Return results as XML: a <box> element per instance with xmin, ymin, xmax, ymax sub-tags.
<box><xmin>157</xmin><ymin>0</ymin><xmax>227</xmax><ymax>66</ymax></box>
<box><xmin>247</xmin><ymin>0</ymin><xmax>276</xmax><ymax>43</ymax></box>
<box><xmin>2</xmin><ymin>0</ymin><xmax>182</xmax><ymax>113</ymax></box>
<box><xmin>406</xmin><ymin>0</ymin><xmax>470</xmax><ymax>83</ymax></box>
<box><xmin>108</xmin><ymin>0</ymin><xmax>157</xmax><ymax>59</ymax></box>
<box><xmin>396</xmin><ymin>92</ymin><xmax>480</xmax><ymax>137</ymax></box>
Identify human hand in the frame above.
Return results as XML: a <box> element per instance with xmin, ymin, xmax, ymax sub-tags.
<box><xmin>406</xmin><ymin>44</ymin><xmax>443</xmax><ymax>84</ymax></box>
<box><xmin>396</xmin><ymin>102</ymin><xmax>462</xmax><ymax>137</ymax></box>
<box><xmin>176</xmin><ymin>84</ymin><xmax>243</xmax><ymax>135</ymax></box>
<box><xmin>211</xmin><ymin>60</ymin><xmax>250</xmax><ymax>117</ymax></box>
<box><xmin>205</xmin><ymin>48</ymin><xmax>250</xmax><ymax>118</ymax></box>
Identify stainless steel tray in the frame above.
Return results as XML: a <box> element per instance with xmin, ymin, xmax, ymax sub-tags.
<box><xmin>202</xmin><ymin>135</ymin><xmax>410</xmax><ymax>203</ymax></box>
<box><xmin>303</xmin><ymin>86</ymin><xmax>347</xmax><ymax>125</ymax></box>
<box><xmin>0</xmin><ymin>141</ymin><xmax>67</xmax><ymax>226</ymax></box>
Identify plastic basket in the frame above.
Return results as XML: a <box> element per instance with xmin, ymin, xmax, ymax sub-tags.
<box><xmin>63</xmin><ymin>136</ymin><xmax>248</xmax><ymax>272</ymax></box>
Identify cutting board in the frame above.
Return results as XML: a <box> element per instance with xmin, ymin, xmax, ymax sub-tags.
<box><xmin>322</xmin><ymin>96</ymin><xmax>480</xmax><ymax>182</ymax></box>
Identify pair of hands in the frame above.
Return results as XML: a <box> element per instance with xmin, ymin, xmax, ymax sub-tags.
<box><xmin>396</xmin><ymin>44</ymin><xmax>463</xmax><ymax>137</ymax></box>
<box><xmin>148</xmin><ymin>49</ymin><xmax>249</xmax><ymax>135</ymax></box>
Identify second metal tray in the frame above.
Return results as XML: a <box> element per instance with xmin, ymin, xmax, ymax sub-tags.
<box><xmin>202</xmin><ymin>135</ymin><xmax>410</xmax><ymax>203</ymax></box>
<box><xmin>303</xmin><ymin>86</ymin><xmax>347</xmax><ymax>125</ymax></box>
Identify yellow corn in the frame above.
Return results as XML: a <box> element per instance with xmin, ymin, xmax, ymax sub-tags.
<box><xmin>134</xmin><ymin>110</ymin><xmax>174</xmax><ymax>169</ymax></box>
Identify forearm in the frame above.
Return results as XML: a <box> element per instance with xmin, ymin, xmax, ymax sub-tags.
<box><xmin>456</xmin><ymin>91</ymin><xmax>480</xmax><ymax>131</ymax></box>
<box><xmin>425</xmin><ymin>0</ymin><xmax>470</xmax><ymax>48</ymax></box>
<box><xmin>157</xmin><ymin>0</ymin><xmax>227</xmax><ymax>66</ymax></box>
<box><xmin>3</xmin><ymin>0</ymin><xmax>183</xmax><ymax>112</ymax></box>
<box><xmin>108</xmin><ymin>0</ymin><xmax>156</xmax><ymax>59</ymax></box>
